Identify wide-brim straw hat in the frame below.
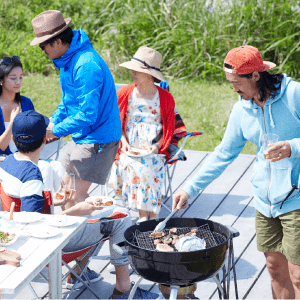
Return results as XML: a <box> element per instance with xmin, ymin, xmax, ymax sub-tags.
<box><xmin>30</xmin><ymin>10</ymin><xmax>71</xmax><ymax>46</ymax></box>
<box><xmin>120</xmin><ymin>46</ymin><xmax>166</xmax><ymax>82</ymax></box>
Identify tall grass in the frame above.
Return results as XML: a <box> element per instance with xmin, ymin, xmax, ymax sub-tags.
<box><xmin>1</xmin><ymin>0</ymin><xmax>300</xmax><ymax>81</ymax></box>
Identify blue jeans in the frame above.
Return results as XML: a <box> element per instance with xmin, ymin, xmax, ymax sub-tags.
<box><xmin>62</xmin><ymin>206</ymin><xmax>131</xmax><ymax>267</ymax></box>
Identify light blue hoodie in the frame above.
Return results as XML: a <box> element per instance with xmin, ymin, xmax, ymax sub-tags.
<box><xmin>51</xmin><ymin>29</ymin><xmax>121</xmax><ymax>144</ymax></box>
<box><xmin>183</xmin><ymin>74</ymin><xmax>300</xmax><ymax>218</ymax></box>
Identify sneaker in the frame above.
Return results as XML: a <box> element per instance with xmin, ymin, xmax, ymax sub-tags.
<box><xmin>112</xmin><ymin>282</ymin><xmax>159</xmax><ymax>299</ymax></box>
<box><xmin>64</xmin><ymin>268</ymin><xmax>102</xmax><ymax>289</ymax></box>
<box><xmin>107</xmin><ymin>263</ymin><xmax>116</xmax><ymax>274</ymax></box>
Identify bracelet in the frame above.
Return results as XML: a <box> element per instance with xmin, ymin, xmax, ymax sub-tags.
<box><xmin>154</xmin><ymin>143</ymin><xmax>159</xmax><ymax>150</ymax></box>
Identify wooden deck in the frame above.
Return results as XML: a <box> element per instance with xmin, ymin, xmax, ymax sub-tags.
<box><xmin>9</xmin><ymin>140</ymin><xmax>273</xmax><ymax>299</ymax></box>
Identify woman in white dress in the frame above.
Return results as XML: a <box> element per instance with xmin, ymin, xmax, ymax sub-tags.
<box><xmin>109</xmin><ymin>46</ymin><xmax>175</xmax><ymax>222</ymax></box>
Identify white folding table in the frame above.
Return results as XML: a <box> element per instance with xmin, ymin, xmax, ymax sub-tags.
<box><xmin>0</xmin><ymin>213</ymin><xmax>87</xmax><ymax>299</ymax></box>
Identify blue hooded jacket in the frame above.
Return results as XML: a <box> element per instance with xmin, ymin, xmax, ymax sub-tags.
<box><xmin>183</xmin><ymin>74</ymin><xmax>300</xmax><ymax>218</ymax></box>
<box><xmin>51</xmin><ymin>29</ymin><xmax>121</xmax><ymax>144</ymax></box>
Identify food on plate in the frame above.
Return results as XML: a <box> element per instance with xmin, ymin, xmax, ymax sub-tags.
<box><xmin>93</xmin><ymin>198</ymin><xmax>103</xmax><ymax>206</ymax></box>
<box><xmin>129</xmin><ymin>150</ymin><xmax>140</xmax><ymax>155</ymax></box>
<box><xmin>191</xmin><ymin>228</ymin><xmax>199</xmax><ymax>233</ymax></box>
<box><xmin>149</xmin><ymin>231</ymin><xmax>165</xmax><ymax>238</ymax></box>
<box><xmin>93</xmin><ymin>198</ymin><xmax>114</xmax><ymax>207</ymax></box>
<box><xmin>104</xmin><ymin>200</ymin><xmax>114</xmax><ymax>206</ymax></box>
<box><xmin>0</xmin><ymin>231</ymin><xmax>15</xmax><ymax>244</ymax></box>
<box><xmin>156</xmin><ymin>243</ymin><xmax>174</xmax><ymax>252</ymax></box>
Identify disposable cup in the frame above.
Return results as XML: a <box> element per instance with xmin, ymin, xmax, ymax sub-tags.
<box><xmin>262</xmin><ymin>133</ymin><xmax>278</xmax><ymax>160</ymax></box>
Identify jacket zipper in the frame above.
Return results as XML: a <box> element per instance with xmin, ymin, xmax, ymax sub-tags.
<box><xmin>261</xmin><ymin>107</ymin><xmax>273</xmax><ymax>217</ymax></box>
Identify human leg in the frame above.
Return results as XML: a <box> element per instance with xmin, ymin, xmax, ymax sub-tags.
<box><xmin>256</xmin><ymin>209</ymin><xmax>300</xmax><ymax>299</ymax></box>
<box><xmin>62</xmin><ymin>173</ymin><xmax>92</xmax><ymax>210</ymax></box>
<box><xmin>264</xmin><ymin>251</ymin><xmax>295</xmax><ymax>299</ymax></box>
<box><xmin>288</xmin><ymin>261</ymin><xmax>300</xmax><ymax>298</ymax></box>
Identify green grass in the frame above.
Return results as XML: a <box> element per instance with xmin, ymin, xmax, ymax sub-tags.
<box><xmin>2</xmin><ymin>0</ymin><xmax>300</xmax><ymax>80</ymax></box>
<box><xmin>21</xmin><ymin>73</ymin><xmax>257</xmax><ymax>155</ymax></box>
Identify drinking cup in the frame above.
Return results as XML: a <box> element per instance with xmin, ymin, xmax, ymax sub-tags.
<box><xmin>262</xmin><ymin>133</ymin><xmax>279</xmax><ymax>160</ymax></box>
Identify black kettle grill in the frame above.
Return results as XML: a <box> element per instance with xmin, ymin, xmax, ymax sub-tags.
<box><xmin>114</xmin><ymin>217</ymin><xmax>240</xmax><ymax>299</ymax></box>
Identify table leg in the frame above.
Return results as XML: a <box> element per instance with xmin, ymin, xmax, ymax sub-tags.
<box><xmin>48</xmin><ymin>252</ymin><xmax>62</xmax><ymax>299</ymax></box>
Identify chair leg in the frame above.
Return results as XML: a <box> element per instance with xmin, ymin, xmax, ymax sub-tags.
<box><xmin>62</xmin><ymin>260</ymin><xmax>102</xmax><ymax>300</ymax></box>
<box><xmin>28</xmin><ymin>283</ymin><xmax>40</xmax><ymax>300</ymax></box>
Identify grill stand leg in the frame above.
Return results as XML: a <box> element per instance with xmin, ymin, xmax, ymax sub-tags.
<box><xmin>213</xmin><ymin>275</ymin><xmax>224</xmax><ymax>299</ymax></box>
<box><xmin>170</xmin><ymin>285</ymin><xmax>179</xmax><ymax>300</ymax></box>
<box><xmin>128</xmin><ymin>276</ymin><xmax>143</xmax><ymax>300</ymax></box>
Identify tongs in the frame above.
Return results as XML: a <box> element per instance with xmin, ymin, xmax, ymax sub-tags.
<box><xmin>154</xmin><ymin>201</ymin><xmax>187</xmax><ymax>232</ymax></box>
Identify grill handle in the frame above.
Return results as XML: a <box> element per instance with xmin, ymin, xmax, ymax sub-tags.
<box><xmin>113</xmin><ymin>242</ymin><xmax>138</xmax><ymax>256</ymax></box>
<box><xmin>225</xmin><ymin>226</ymin><xmax>240</xmax><ymax>238</ymax></box>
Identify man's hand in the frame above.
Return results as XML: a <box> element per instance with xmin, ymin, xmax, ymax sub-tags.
<box><xmin>53</xmin><ymin>183</ymin><xmax>74</xmax><ymax>206</ymax></box>
<box><xmin>46</xmin><ymin>122</ymin><xmax>57</xmax><ymax>141</ymax></box>
<box><xmin>65</xmin><ymin>201</ymin><xmax>103</xmax><ymax>217</ymax></box>
<box><xmin>265</xmin><ymin>141</ymin><xmax>291</xmax><ymax>162</ymax></box>
<box><xmin>172</xmin><ymin>190</ymin><xmax>189</xmax><ymax>212</ymax></box>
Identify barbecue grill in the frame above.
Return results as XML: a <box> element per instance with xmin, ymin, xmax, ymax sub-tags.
<box><xmin>113</xmin><ymin>217</ymin><xmax>240</xmax><ymax>299</ymax></box>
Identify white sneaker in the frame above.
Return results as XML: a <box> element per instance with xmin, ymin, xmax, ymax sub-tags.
<box><xmin>107</xmin><ymin>263</ymin><xmax>116</xmax><ymax>274</ymax></box>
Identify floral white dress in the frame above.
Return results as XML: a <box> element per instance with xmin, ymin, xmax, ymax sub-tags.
<box><xmin>109</xmin><ymin>88</ymin><xmax>165</xmax><ymax>214</ymax></box>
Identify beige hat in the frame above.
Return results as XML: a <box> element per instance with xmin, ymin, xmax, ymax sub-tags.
<box><xmin>30</xmin><ymin>10</ymin><xmax>71</xmax><ymax>46</ymax></box>
<box><xmin>120</xmin><ymin>46</ymin><xmax>166</xmax><ymax>82</ymax></box>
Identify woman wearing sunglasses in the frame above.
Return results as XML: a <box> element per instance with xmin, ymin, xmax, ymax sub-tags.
<box><xmin>0</xmin><ymin>56</ymin><xmax>34</xmax><ymax>155</ymax></box>
<box><xmin>0</xmin><ymin>56</ymin><xmax>64</xmax><ymax>195</ymax></box>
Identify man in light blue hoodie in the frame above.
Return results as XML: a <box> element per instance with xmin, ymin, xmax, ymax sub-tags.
<box><xmin>173</xmin><ymin>45</ymin><xmax>300</xmax><ymax>299</ymax></box>
<box><xmin>30</xmin><ymin>10</ymin><xmax>158</xmax><ymax>300</ymax></box>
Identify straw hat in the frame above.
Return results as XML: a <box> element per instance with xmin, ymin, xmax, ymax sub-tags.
<box><xmin>30</xmin><ymin>10</ymin><xmax>72</xmax><ymax>46</ymax></box>
<box><xmin>120</xmin><ymin>46</ymin><xmax>166</xmax><ymax>82</ymax></box>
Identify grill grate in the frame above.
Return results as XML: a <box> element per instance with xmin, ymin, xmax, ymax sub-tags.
<box><xmin>133</xmin><ymin>224</ymin><xmax>226</xmax><ymax>251</ymax></box>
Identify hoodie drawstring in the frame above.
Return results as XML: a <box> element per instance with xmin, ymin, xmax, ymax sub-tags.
<box><xmin>269</xmin><ymin>103</ymin><xmax>275</xmax><ymax>128</ymax></box>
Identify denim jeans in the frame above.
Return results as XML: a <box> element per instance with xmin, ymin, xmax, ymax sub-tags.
<box><xmin>62</xmin><ymin>206</ymin><xmax>131</xmax><ymax>267</ymax></box>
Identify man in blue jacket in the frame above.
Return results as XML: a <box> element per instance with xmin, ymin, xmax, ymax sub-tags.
<box><xmin>30</xmin><ymin>10</ymin><xmax>121</xmax><ymax>209</ymax></box>
<box><xmin>173</xmin><ymin>45</ymin><xmax>300</xmax><ymax>299</ymax></box>
<box><xmin>30</xmin><ymin>10</ymin><xmax>158</xmax><ymax>300</ymax></box>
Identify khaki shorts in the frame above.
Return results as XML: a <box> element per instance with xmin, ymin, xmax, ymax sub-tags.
<box><xmin>255</xmin><ymin>209</ymin><xmax>300</xmax><ymax>265</ymax></box>
<box><xmin>61</xmin><ymin>140</ymin><xmax>119</xmax><ymax>185</ymax></box>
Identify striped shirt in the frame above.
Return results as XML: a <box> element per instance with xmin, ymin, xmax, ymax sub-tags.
<box><xmin>0</xmin><ymin>154</ymin><xmax>45</xmax><ymax>212</ymax></box>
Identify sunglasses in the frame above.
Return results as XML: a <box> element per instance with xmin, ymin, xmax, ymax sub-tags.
<box><xmin>39</xmin><ymin>40</ymin><xmax>50</xmax><ymax>51</ymax></box>
<box><xmin>0</xmin><ymin>56</ymin><xmax>21</xmax><ymax>65</ymax></box>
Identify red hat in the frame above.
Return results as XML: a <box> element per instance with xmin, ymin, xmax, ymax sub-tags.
<box><xmin>224</xmin><ymin>45</ymin><xmax>276</xmax><ymax>74</ymax></box>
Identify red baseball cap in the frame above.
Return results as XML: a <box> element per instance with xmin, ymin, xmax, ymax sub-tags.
<box><xmin>224</xmin><ymin>45</ymin><xmax>276</xmax><ymax>74</ymax></box>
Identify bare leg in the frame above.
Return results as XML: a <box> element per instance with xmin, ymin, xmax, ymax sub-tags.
<box><xmin>62</xmin><ymin>172</ymin><xmax>92</xmax><ymax>210</ymax></box>
<box><xmin>115</xmin><ymin>265</ymin><xmax>131</xmax><ymax>292</ymax></box>
<box><xmin>265</xmin><ymin>252</ymin><xmax>295</xmax><ymax>299</ymax></box>
<box><xmin>149</xmin><ymin>211</ymin><xmax>158</xmax><ymax>220</ymax></box>
<box><xmin>138</xmin><ymin>209</ymin><xmax>149</xmax><ymax>221</ymax></box>
<box><xmin>288</xmin><ymin>260</ymin><xmax>300</xmax><ymax>299</ymax></box>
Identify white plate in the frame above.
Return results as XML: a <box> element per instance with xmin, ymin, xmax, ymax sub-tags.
<box><xmin>0</xmin><ymin>229</ymin><xmax>21</xmax><ymax>246</ymax></box>
<box><xmin>11</xmin><ymin>212</ymin><xmax>43</xmax><ymax>224</ymax></box>
<box><xmin>126</xmin><ymin>148</ymin><xmax>151</xmax><ymax>158</ymax></box>
<box><xmin>47</xmin><ymin>215</ymin><xmax>77</xmax><ymax>228</ymax></box>
<box><xmin>26</xmin><ymin>226</ymin><xmax>60</xmax><ymax>239</ymax></box>
<box><xmin>85</xmin><ymin>196</ymin><xmax>115</xmax><ymax>207</ymax></box>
